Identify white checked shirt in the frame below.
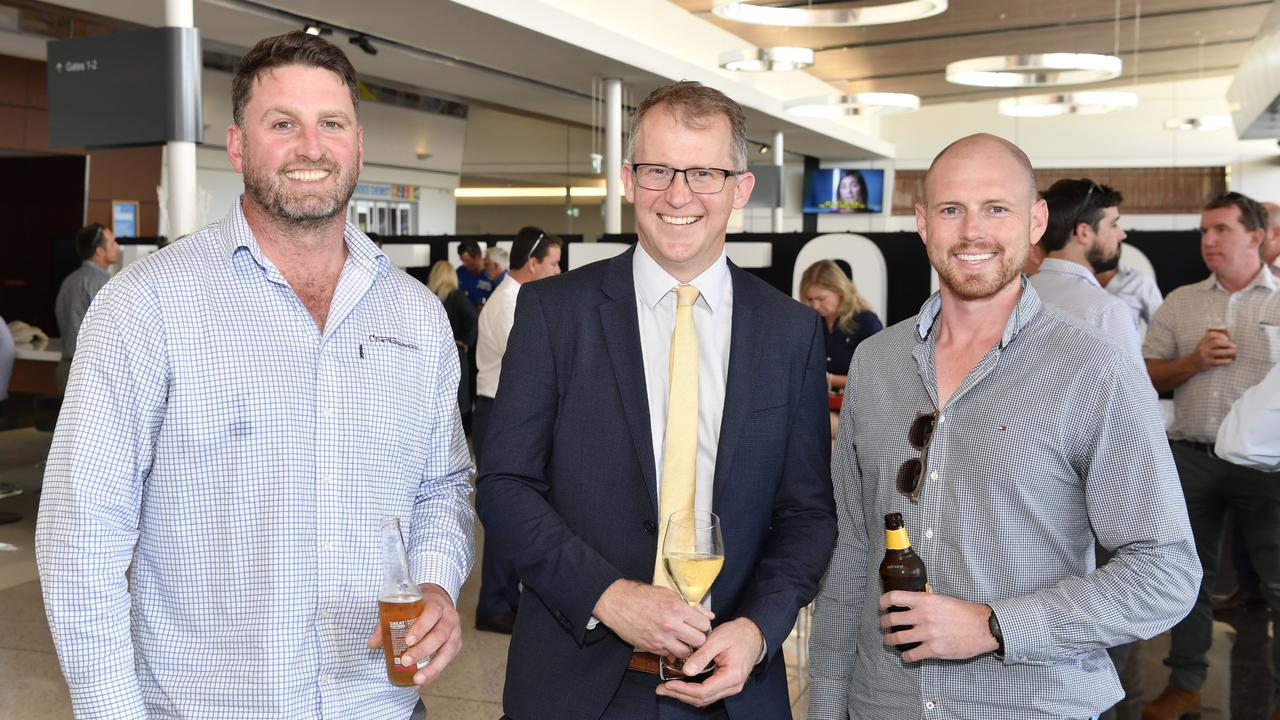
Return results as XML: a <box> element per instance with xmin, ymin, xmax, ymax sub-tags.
<box><xmin>36</xmin><ymin>199</ymin><xmax>476</xmax><ymax>720</ymax></box>
<box><xmin>809</xmin><ymin>282</ymin><xmax>1200</xmax><ymax>720</ymax></box>
<box><xmin>1143</xmin><ymin>265</ymin><xmax>1280</xmax><ymax>442</ymax></box>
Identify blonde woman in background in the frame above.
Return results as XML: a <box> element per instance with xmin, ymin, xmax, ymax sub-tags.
<box><xmin>801</xmin><ymin>259</ymin><xmax>883</xmax><ymax>436</ymax></box>
<box><xmin>428</xmin><ymin>260</ymin><xmax>479</xmax><ymax>423</ymax></box>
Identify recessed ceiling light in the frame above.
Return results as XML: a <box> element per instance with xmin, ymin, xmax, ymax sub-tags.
<box><xmin>712</xmin><ymin>0</ymin><xmax>947</xmax><ymax>27</ymax></box>
<box><xmin>947</xmin><ymin>53</ymin><xmax>1122</xmax><ymax>88</ymax></box>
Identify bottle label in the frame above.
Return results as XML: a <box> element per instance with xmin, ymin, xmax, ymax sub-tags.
<box><xmin>885</xmin><ymin>527</ymin><xmax>911</xmax><ymax>551</ymax></box>
<box><xmin>388</xmin><ymin>618</ymin><xmax>417</xmax><ymax>666</ymax></box>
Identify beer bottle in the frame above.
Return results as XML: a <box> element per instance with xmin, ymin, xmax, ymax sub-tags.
<box><xmin>880</xmin><ymin>512</ymin><xmax>927</xmax><ymax>652</ymax></box>
<box><xmin>378</xmin><ymin>517</ymin><xmax>426</xmax><ymax>686</ymax></box>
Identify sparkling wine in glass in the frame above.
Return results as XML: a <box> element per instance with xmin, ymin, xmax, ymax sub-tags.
<box><xmin>660</xmin><ymin>509</ymin><xmax>724</xmax><ymax>679</ymax></box>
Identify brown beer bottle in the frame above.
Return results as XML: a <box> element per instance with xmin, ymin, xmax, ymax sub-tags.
<box><xmin>880</xmin><ymin>512</ymin><xmax>927</xmax><ymax>652</ymax></box>
<box><xmin>379</xmin><ymin>517</ymin><xmax>426</xmax><ymax>686</ymax></box>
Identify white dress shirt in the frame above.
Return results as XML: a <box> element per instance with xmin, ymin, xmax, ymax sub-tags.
<box><xmin>1029</xmin><ymin>258</ymin><xmax>1144</xmax><ymax>364</ymax></box>
<box><xmin>476</xmin><ymin>274</ymin><xmax>521</xmax><ymax>398</ymax></box>
<box><xmin>633</xmin><ymin>244</ymin><xmax>733</xmax><ymax>518</ymax></box>
<box><xmin>1217</xmin><ymin>360</ymin><xmax>1280</xmax><ymax>471</ymax></box>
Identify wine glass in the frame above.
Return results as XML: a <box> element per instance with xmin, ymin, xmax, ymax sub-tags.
<box><xmin>660</xmin><ymin>509</ymin><xmax>724</xmax><ymax>679</ymax></box>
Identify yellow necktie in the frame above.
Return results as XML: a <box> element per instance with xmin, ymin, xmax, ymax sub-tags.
<box><xmin>654</xmin><ymin>284</ymin><xmax>700</xmax><ymax>588</ymax></box>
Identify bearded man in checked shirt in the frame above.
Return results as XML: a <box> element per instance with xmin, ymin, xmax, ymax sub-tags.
<box><xmin>808</xmin><ymin>134</ymin><xmax>1201</xmax><ymax>720</ymax></box>
<box><xmin>35</xmin><ymin>32</ymin><xmax>475</xmax><ymax>719</ymax></box>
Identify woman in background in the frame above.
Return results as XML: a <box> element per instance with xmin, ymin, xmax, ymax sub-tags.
<box><xmin>801</xmin><ymin>259</ymin><xmax>883</xmax><ymax>436</ymax></box>
<box><xmin>428</xmin><ymin>260</ymin><xmax>479</xmax><ymax>428</ymax></box>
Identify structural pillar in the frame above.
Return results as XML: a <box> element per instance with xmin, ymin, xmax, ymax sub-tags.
<box><xmin>605</xmin><ymin>78</ymin><xmax>622</xmax><ymax>235</ymax></box>
<box><xmin>165</xmin><ymin>0</ymin><xmax>199</xmax><ymax>240</ymax></box>
<box><xmin>771</xmin><ymin>130</ymin><xmax>784</xmax><ymax>232</ymax></box>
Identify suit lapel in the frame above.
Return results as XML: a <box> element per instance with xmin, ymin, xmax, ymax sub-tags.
<box><xmin>599</xmin><ymin>248</ymin><xmax>659</xmax><ymax>514</ymax></box>
<box><xmin>714</xmin><ymin>261</ymin><xmax>761</xmax><ymax>507</ymax></box>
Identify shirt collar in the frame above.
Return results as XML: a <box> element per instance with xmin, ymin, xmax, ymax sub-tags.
<box><xmin>632</xmin><ymin>242</ymin><xmax>730</xmax><ymax>313</ymax></box>
<box><xmin>1210</xmin><ymin>263</ymin><xmax>1278</xmax><ymax>293</ymax></box>
<box><xmin>222</xmin><ymin>195</ymin><xmax>389</xmax><ymax>278</ymax></box>
<box><xmin>81</xmin><ymin>260</ymin><xmax>111</xmax><ymax>277</ymax></box>
<box><xmin>915</xmin><ymin>275</ymin><xmax>1042</xmax><ymax>350</ymax></box>
<box><xmin>1037</xmin><ymin>257</ymin><xmax>1103</xmax><ymax>288</ymax></box>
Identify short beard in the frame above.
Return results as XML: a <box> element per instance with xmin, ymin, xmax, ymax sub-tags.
<box><xmin>242</xmin><ymin>149</ymin><xmax>356</xmax><ymax>232</ymax></box>
<box><xmin>930</xmin><ymin>242</ymin><xmax>1025</xmax><ymax>301</ymax></box>
<box><xmin>1087</xmin><ymin>242</ymin><xmax>1121</xmax><ymax>274</ymax></box>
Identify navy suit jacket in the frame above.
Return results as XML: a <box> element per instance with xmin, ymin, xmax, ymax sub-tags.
<box><xmin>476</xmin><ymin>248</ymin><xmax>837</xmax><ymax>720</ymax></box>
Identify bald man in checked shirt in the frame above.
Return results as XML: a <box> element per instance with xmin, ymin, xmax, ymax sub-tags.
<box><xmin>808</xmin><ymin>134</ymin><xmax>1200</xmax><ymax>720</ymax></box>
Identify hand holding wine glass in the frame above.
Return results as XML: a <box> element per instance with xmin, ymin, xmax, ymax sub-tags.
<box><xmin>660</xmin><ymin>509</ymin><xmax>724</xmax><ymax>679</ymax></box>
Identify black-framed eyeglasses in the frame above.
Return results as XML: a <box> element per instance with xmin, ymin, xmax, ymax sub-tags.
<box><xmin>631</xmin><ymin>163</ymin><xmax>742</xmax><ymax>194</ymax></box>
<box><xmin>895</xmin><ymin>410</ymin><xmax>938</xmax><ymax>503</ymax></box>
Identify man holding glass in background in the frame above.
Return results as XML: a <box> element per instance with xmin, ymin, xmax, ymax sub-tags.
<box><xmin>37</xmin><ymin>32</ymin><xmax>474</xmax><ymax>719</ymax></box>
<box><xmin>477</xmin><ymin>81</ymin><xmax>835</xmax><ymax>719</ymax></box>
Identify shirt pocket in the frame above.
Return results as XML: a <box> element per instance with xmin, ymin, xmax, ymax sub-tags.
<box><xmin>1258</xmin><ymin>323</ymin><xmax>1280</xmax><ymax>364</ymax></box>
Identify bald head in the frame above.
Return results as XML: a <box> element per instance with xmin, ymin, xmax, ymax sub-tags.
<box><xmin>924</xmin><ymin>133</ymin><xmax>1037</xmax><ymax>206</ymax></box>
<box><xmin>1263</xmin><ymin>201</ymin><xmax>1280</xmax><ymax>265</ymax></box>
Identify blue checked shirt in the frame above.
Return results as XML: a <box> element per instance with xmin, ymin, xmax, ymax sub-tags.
<box><xmin>809</xmin><ymin>282</ymin><xmax>1200</xmax><ymax>720</ymax></box>
<box><xmin>36</xmin><ymin>200</ymin><xmax>476</xmax><ymax>720</ymax></box>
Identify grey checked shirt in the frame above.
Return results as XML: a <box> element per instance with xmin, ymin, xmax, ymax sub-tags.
<box><xmin>1143</xmin><ymin>266</ymin><xmax>1280</xmax><ymax>442</ymax></box>
<box><xmin>809</xmin><ymin>282</ymin><xmax>1200</xmax><ymax>720</ymax></box>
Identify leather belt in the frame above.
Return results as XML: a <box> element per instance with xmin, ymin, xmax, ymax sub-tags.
<box><xmin>627</xmin><ymin>651</ymin><xmax>663</xmax><ymax>675</ymax></box>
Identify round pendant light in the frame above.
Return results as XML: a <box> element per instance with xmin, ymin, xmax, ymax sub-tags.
<box><xmin>719</xmin><ymin>46</ymin><xmax>815</xmax><ymax>72</ymax></box>
<box><xmin>785</xmin><ymin>93</ymin><xmax>920</xmax><ymax>117</ymax></box>
<box><xmin>947</xmin><ymin>53</ymin><xmax>1123</xmax><ymax>88</ymax></box>
<box><xmin>712</xmin><ymin>0</ymin><xmax>947</xmax><ymax>27</ymax></box>
<box><xmin>997</xmin><ymin>91</ymin><xmax>1138</xmax><ymax>117</ymax></box>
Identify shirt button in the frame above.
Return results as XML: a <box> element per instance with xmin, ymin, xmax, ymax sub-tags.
<box><xmin>323</xmin><ymin>474</ymin><xmax>334</xmax><ymax>484</ymax></box>
<box><xmin>320</xmin><ymin>610</ymin><xmax>331</xmax><ymax>619</ymax></box>
<box><xmin>925</xmin><ymin>528</ymin><xmax>934</xmax><ymax>539</ymax></box>
<box><xmin>926</xmin><ymin>700</ymin><xmax>937</xmax><ymax>710</ymax></box>
<box><xmin>938</xmin><ymin>414</ymin><xmax>945</xmax><ymax>423</ymax></box>
<box><xmin>322</xmin><ymin>407</ymin><xmax>334</xmax><ymax>418</ymax></box>
<box><xmin>322</xmin><ymin>674</ymin><xmax>334</xmax><ymax>685</ymax></box>
<box><xmin>322</xmin><ymin>542</ymin><xmax>333</xmax><ymax>552</ymax></box>
<box><xmin>929</xmin><ymin>470</ymin><xmax>938</xmax><ymax>481</ymax></box>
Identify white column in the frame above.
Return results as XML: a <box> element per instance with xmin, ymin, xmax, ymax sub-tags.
<box><xmin>165</xmin><ymin>0</ymin><xmax>198</xmax><ymax>239</ymax></box>
<box><xmin>771</xmin><ymin>130</ymin><xmax>784</xmax><ymax>232</ymax></box>
<box><xmin>605</xmin><ymin>78</ymin><xmax>622</xmax><ymax>235</ymax></box>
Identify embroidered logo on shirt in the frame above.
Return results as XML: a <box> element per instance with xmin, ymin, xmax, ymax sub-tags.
<box><xmin>368</xmin><ymin>334</ymin><xmax>419</xmax><ymax>350</ymax></box>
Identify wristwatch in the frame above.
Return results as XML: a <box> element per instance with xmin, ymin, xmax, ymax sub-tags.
<box><xmin>987</xmin><ymin>606</ymin><xmax>1005</xmax><ymax>658</ymax></box>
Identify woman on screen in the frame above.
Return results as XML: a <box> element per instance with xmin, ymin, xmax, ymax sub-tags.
<box><xmin>836</xmin><ymin>170</ymin><xmax>868</xmax><ymax>211</ymax></box>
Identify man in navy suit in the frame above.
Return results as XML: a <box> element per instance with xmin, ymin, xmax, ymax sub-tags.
<box><xmin>476</xmin><ymin>81</ymin><xmax>836</xmax><ymax>719</ymax></box>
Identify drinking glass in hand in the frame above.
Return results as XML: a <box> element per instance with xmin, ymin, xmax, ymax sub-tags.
<box><xmin>661</xmin><ymin>509</ymin><xmax>724</xmax><ymax>679</ymax></box>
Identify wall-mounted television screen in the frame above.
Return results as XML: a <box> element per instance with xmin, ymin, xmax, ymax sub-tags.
<box><xmin>803</xmin><ymin>168</ymin><xmax>885</xmax><ymax>214</ymax></box>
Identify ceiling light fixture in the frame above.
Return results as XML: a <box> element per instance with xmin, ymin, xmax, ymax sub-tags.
<box><xmin>349</xmin><ymin>34</ymin><xmax>377</xmax><ymax>56</ymax></box>
<box><xmin>997</xmin><ymin>91</ymin><xmax>1139</xmax><ymax>117</ymax></box>
<box><xmin>758</xmin><ymin>143</ymin><xmax>770</xmax><ymax>155</ymax></box>
<box><xmin>719</xmin><ymin>46</ymin><xmax>815</xmax><ymax>72</ymax></box>
<box><xmin>784</xmin><ymin>93</ymin><xmax>920</xmax><ymax>118</ymax></box>
<box><xmin>946</xmin><ymin>53</ymin><xmax>1122</xmax><ymax>88</ymax></box>
<box><xmin>303</xmin><ymin>22</ymin><xmax>332</xmax><ymax>36</ymax></box>
<box><xmin>1163</xmin><ymin>115</ymin><xmax>1233</xmax><ymax>132</ymax></box>
<box><xmin>712</xmin><ymin>0</ymin><xmax>947</xmax><ymax>27</ymax></box>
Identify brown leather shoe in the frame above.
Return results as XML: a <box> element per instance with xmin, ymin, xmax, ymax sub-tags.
<box><xmin>1141</xmin><ymin>687</ymin><xmax>1201</xmax><ymax>719</ymax></box>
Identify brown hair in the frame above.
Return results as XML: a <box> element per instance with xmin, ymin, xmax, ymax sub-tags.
<box><xmin>627</xmin><ymin>81</ymin><xmax>748</xmax><ymax>171</ymax></box>
<box><xmin>800</xmin><ymin>259</ymin><xmax>872</xmax><ymax>335</ymax></box>
<box><xmin>232</xmin><ymin>31</ymin><xmax>359</xmax><ymax>127</ymax></box>
<box><xmin>1205</xmin><ymin>191</ymin><xmax>1269</xmax><ymax>233</ymax></box>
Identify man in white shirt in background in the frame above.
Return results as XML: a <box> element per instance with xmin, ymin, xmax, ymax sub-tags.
<box><xmin>472</xmin><ymin>225</ymin><xmax>562</xmax><ymax>634</ymax></box>
<box><xmin>1029</xmin><ymin>178</ymin><xmax>1143</xmax><ymax>363</ymax></box>
<box><xmin>1218</xmin><ymin>361</ymin><xmax>1280</xmax><ymax>472</ymax></box>
<box><xmin>1264</xmin><ymin>201</ymin><xmax>1280</xmax><ymax>273</ymax></box>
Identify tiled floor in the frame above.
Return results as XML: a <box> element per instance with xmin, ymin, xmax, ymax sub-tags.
<box><xmin>0</xmin><ymin>426</ymin><xmax>1271</xmax><ymax>719</ymax></box>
